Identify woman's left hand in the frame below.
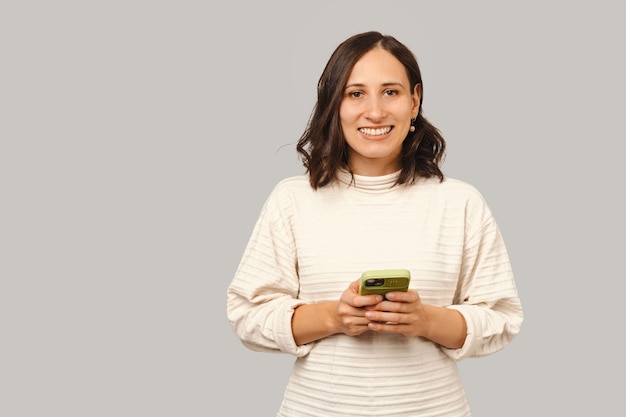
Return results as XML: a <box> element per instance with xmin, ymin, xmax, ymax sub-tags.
<box><xmin>363</xmin><ymin>289</ymin><xmax>427</xmax><ymax>337</ymax></box>
<box><xmin>364</xmin><ymin>290</ymin><xmax>467</xmax><ymax>348</ymax></box>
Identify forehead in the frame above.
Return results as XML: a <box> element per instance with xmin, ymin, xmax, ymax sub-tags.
<box><xmin>346</xmin><ymin>48</ymin><xmax>409</xmax><ymax>85</ymax></box>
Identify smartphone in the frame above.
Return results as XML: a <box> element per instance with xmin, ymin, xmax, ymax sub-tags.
<box><xmin>359</xmin><ymin>269</ymin><xmax>411</xmax><ymax>297</ymax></box>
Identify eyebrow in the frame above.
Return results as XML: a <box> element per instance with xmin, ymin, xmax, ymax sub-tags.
<box><xmin>344</xmin><ymin>82</ymin><xmax>405</xmax><ymax>89</ymax></box>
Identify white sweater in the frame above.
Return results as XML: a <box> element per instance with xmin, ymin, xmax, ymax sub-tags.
<box><xmin>227</xmin><ymin>170</ymin><xmax>523</xmax><ymax>417</ymax></box>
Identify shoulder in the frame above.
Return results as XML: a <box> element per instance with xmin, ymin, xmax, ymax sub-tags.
<box><xmin>260</xmin><ymin>174</ymin><xmax>313</xmax><ymax>211</ymax></box>
<box><xmin>418</xmin><ymin>176</ymin><xmax>486</xmax><ymax>203</ymax></box>
<box><xmin>269</xmin><ymin>174</ymin><xmax>312</xmax><ymax>197</ymax></box>
<box><xmin>274</xmin><ymin>174</ymin><xmax>311</xmax><ymax>189</ymax></box>
<box><xmin>417</xmin><ymin>177</ymin><xmax>494</xmax><ymax>223</ymax></box>
<box><xmin>441</xmin><ymin>177</ymin><xmax>485</xmax><ymax>200</ymax></box>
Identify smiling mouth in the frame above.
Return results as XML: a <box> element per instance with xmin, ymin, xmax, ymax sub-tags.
<box><xmin>358</xmin><ymin>126</ymin><xmax>393</xmax><ymax>136</ymax></box>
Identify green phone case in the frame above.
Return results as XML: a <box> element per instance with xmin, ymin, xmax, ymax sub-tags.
<box><xmin>359</xmin><ymin>268</ymin><xmax>411</xmax><ymax>296</ymax></box>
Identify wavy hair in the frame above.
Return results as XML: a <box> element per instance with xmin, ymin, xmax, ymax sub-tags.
<box><xmin>296</xmin><ymin>31</ymin><xmax>446</xmax><ymax>189</ymax></box>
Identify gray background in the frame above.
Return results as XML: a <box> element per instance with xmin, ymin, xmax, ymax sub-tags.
<box><xmin>2</xmin><ymin>0</ymin><xmax>624</xmax><ymax>415</ymax></box>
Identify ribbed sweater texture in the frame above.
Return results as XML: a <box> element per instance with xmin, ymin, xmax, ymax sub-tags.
<box><xmin>227</xmin><ymin>171</ymin><xmax>523</xmax><ymax>416</ymax></box>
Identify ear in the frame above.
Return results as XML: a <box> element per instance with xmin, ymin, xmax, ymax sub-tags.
<box><xmin>411</xmin><ymin>83</ymin><xmax>422</xmax><ymax>118</ymax></box>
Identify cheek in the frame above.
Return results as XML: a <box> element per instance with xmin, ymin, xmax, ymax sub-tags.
<box><xmin>393</xmin><ymin>101</ymin><xmax>414</xmax><ymax>118</ymax></box>
<box><xmin>339</xmin><ymin>102</ymin><xmax>358</xmax><ymax>124</ymax></box>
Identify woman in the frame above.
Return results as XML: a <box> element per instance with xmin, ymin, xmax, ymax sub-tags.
<box><xmin>227</xmin><ymin>31</ymin><xmax>523</xmax><ymax>416</ymax></box>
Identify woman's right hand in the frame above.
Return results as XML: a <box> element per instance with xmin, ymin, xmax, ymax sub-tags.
<box><xmin>333</xmin><ymin>278</ymin><xmax>384</xmax><ymax>336</ymax></box>
<box><xmin>292</xmin><ymin>278</ymin><xmax>383</xmax><ymax>345</ymax></box>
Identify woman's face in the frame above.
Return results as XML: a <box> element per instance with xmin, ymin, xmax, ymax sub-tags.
<box><xmin>339</xmin><ymin>47</ymin><xmax>420</xmax><ymax>176</ymax></box>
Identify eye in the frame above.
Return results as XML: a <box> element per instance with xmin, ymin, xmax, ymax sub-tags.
<box><xmin>383</xmin><ymin>89</ymin><xmax>398</xmax><ymax>96</ymax></box>
<box><xmin>348</xmin><ymin>91</ymin><xmax>364</xmax><ymax>98</ymax></box>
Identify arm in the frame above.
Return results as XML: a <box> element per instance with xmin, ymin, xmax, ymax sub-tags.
<box><xmin>292</xmin><ymin>279</ymin><xmax>384</xmax><ymax>346</ymax></box>
<box><xmin>227</xmin><ymin>182</ymin><xmax>387</xmax><ymax>352</ymax></box>
<box><xmin>419</xmin><ymin>304</ymin><xmax>467</xmax><ymax>349</ymax></box>
<box><xmin>291</xmin><ymin>302</ymin><xmax>338</xmax><ymax>346</ymax></box>
<box><xmin>443</xmin><ymin>215</ymin><xmax>523</xmax><ymax>359</ymax></box>
<box><xmin>363</xmin><ymin>290</ymin><xmax>468</xmax><ymax>349</ymax></box>
<box><xmin>365</xmin><ymin>195</ymin><xmax>522</xmax><ymax>354</ymax></box>
<box><xmin>226</xmin><ymin>185</ymin><xmax>309</xmax><ymax>356</ymax></box>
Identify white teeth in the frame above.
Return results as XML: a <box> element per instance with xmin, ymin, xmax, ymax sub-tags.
<box><xmin>359</xmin><ymin>126</ymin><xmax>392</xmax><ymax>136</ymax></box>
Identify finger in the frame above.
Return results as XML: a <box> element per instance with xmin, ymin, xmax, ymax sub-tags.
<box><xmin>354</xmin><ymin>294</ymin><xmax>383</xmax><ymax>307</ymax></box>
<box><xmin>385</xmin><ymin>290</ymin><xmax>418</xmax><ymax>302</ymax></box>
<box><xmin>348</xmin><ymin>278</ymin><xmax>361</xmax><ymax>292</ymax></box>
<box><xmin>365</xmin><ymin>310</ymin><xmax>404</xmax><ymax>324</ymax></box>
<box><xmin>367</xmin><ymin>320</ymin><xmax>407</xmax><ymax>332</ymax></box>
<box><xmin>369</xmin><ymin>300</ymin><xmax>407</xmax><ymax>313</ymax></box>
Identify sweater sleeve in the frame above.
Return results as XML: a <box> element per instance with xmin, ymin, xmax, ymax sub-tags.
<box><xmin>226</xmin><ymin>183</ymin><xmax>313</xmax><ymax>357</ymax></box>
<box><xmin>441</xmin><ymin>196</ymin><xmax>523</xmax><ymax>360</ymax></box>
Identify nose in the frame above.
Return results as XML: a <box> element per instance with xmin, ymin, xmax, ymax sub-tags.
<box><xmin>365</xmin><ymin>96</ymin><xmax>386</xmax><ymax>121</ymax></box>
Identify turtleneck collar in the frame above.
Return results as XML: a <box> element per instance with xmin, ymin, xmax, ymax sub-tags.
<box><xmin>336</xmin><ymin>169</ymin><xmax>401</xmax><ymax>192</ymax></box>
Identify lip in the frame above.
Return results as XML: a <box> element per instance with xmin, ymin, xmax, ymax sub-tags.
<box><xmin>358</xmin><ymin>126</ymin><xmax>394</xmax><ymax>139</ymax></box>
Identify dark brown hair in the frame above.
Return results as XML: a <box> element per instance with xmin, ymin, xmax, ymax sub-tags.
<box><xmin>296</xmin><ymin>31</ymin><xmax>446</xmax><ymax>189</ymax></box>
